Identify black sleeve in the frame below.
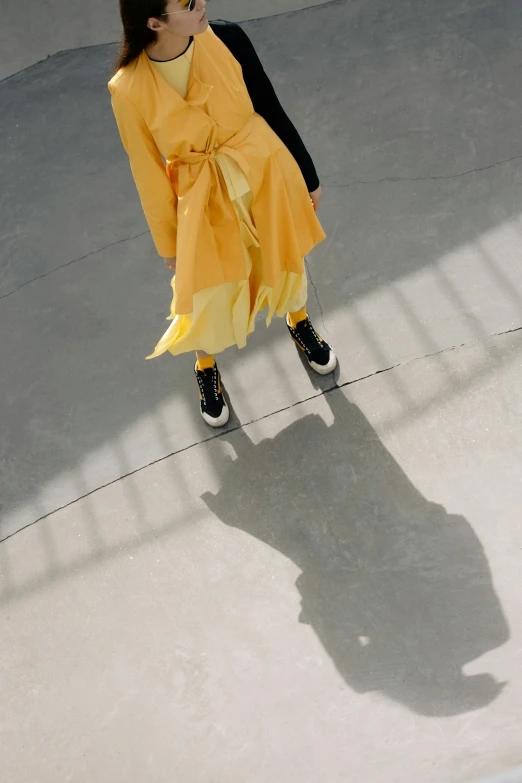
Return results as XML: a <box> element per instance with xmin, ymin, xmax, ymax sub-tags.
<box><xmin>211</xmin><ymin>20</ymin><xmax>320</xmax><ymax>192</ymax></box>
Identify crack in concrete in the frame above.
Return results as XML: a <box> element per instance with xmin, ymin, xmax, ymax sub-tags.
<box><xmin>2</xmin><ymin>322</ymin><xmax>520</xmax><ymax>546</ymax></box>
<box><xmin>337</xmin><ymin>323</ymin><xmax>522</xmax><ymax>387</ymax></box>
<box><xmin>236</xmin><ymin>0</ymin><xmax>345</xmax><ymax>24</ymax></box>
<box><xmin>305</xmin><ymin>259</ymin><xmax>328</xmax><ymax>334</ymax></box>
<box><xmin>0</xmin><ymin>230</ymin><xmax>150</xmax><ymax>302</ymax></box>
<box><xmin>323</xmin><ymin>153</ymin><xmax>522</xmax><ymax>188</ymax></box>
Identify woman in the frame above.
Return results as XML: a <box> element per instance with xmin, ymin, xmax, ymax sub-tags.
<box><xmin>109</xmin><ymin>0</ymin><xmax>336</xmax><ymax>427</ymax></box>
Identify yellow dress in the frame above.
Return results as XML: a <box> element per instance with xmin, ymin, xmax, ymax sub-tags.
<box><xmin>147</xmin><ymin>42</ymin><xmax>307</xmax><ymax>358</ymax></box>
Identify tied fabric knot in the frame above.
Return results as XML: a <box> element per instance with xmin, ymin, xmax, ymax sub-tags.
<box><xmin>176</xmin><ymin>145</ymin><xmax>218</xmax><ymax>166</ymax></box>
<box><xmin>167</xmin><ymin>115</ymin><xmax>255</xmax><ymax>181</ymax></box>
<box><xmin>165</xmin><ymin>115</ymin><xmax>257</xmax><ymax>313</ymax></box>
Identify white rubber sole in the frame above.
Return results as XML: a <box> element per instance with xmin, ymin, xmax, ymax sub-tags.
<box><xmin>309</xmin><ymin>349</ymin><xmax>338</xmax><ymax>375</ymax></box>
<box><xmin>201</xmin><ymin>400</ymin><xmax>230</xmax><ymax>428</ymax></box>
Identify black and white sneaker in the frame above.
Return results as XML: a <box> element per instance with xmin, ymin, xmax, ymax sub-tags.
<box><xmin>194</xmin><ymin>362</ymin><xmax>230</xmax><ymax>427</ymax></box>
<box><xmin>286</xmin><ymin>316</ymin><xmax>337</xmax><ymax>375</ymax></box>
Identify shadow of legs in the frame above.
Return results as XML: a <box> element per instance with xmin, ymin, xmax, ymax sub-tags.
<box><xmin>202</xmin><ymin>388</ymin><xmax>509</xmax><ymax>716</ymax></box>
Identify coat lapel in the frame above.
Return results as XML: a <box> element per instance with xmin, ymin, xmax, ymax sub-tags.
<box><xmin>138</xmin><ymin>33</ymin><xmax>213</xmax><ymax>109</ymax></box>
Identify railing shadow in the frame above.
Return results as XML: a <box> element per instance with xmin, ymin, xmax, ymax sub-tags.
<box><xmin>0</xmin><ymin>3</ymin><xmax>519</xmax><ymax>723</ymax></box>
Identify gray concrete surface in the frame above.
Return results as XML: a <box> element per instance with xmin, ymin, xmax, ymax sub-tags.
<box><xmin>1</xmin><ymin>0</ymin><xmax>522</xmax><ymax>781</ymax></box>
<box><xmin>476</xmin><ymin>770</ymin><xmax>522</xmax><ymax>783</ymax></box>
<box><xmin>2</xmin><ymin>342</ymin><xmax>522</xmax><ymax>782</ymax></box>
<box><xmin>0</xmin><ymin>0</ymin><xmax>334</xmax><ymax>80</ymax></box>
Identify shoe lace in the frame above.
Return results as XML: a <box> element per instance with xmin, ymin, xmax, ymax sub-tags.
<box><xmin>196</xmin><ymin>367</ymin><xmax>220</xmax><ymax>405</ymax></box>
<box><xmin>296</xmin><ymin>319</ymin><xmax>324</xmax><ymax>351</ymax></box>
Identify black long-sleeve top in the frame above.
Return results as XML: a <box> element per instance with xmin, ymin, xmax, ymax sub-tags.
<box><xmin>211</xmin><ymin>20</ymin><xmax>320</xmax><ymax>193</ymax></box>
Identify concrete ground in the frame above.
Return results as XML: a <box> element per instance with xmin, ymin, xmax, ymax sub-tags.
<box><xmin>1</xmin><ymin>1</ymin><xmax>522</xmax><ymax>781</ymax></box>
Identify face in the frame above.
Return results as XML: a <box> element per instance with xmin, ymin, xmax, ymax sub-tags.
<box><xmin>148</xmin><ymin>0</ymin><xmax>209</xmax><ymax>37</ymax></box>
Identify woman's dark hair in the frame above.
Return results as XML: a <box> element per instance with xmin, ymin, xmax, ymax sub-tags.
<box><xmin>114</xmin><ymin>0</ymin><xmax>169</xmax><ymax>73</ymax></box>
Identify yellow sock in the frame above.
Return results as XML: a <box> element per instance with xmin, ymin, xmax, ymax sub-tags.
<box><xmin>196</xmin><ymin>354</ymin><xmax>215</xmax><ymax>371</ymax></box>
<box><xmin>288</xmin><ymin>308</ymin><xmax>308</xmax><ymax>329</ymax></box>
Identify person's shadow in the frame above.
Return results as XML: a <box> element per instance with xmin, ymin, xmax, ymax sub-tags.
<box><xmin>202</xmin><ymin>387</ymin><xmax>509</xmax><ymax>716</ymax></box>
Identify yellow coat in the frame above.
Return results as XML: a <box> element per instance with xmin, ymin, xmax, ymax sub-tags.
<box><xmin>109</xmin><ymin>27</ymin><xmax>325</xmax><ymax>315</ymax></box>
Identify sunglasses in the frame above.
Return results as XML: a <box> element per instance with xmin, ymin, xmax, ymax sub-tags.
<box><xmin>162</xmin><ymin>0</ymin><xmax>198</xmax><ymax>15</ymax></box>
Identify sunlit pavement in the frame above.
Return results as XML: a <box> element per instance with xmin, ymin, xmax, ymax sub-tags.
<box><xmin>1</xmin><ymin>2</ymin><xmax>522</xmax><ymax>781</ymax></box>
